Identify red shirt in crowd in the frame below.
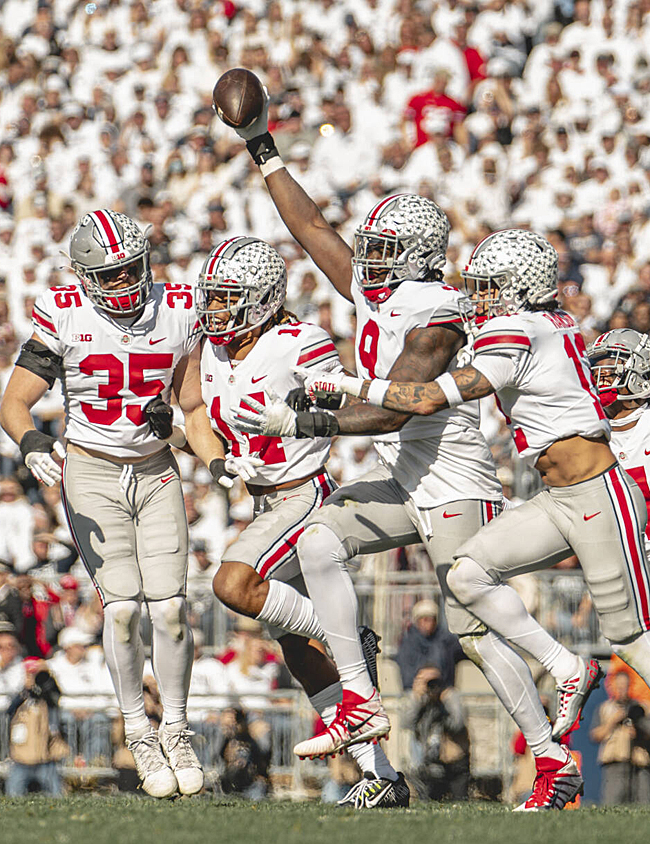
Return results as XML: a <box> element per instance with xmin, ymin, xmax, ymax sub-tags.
<box><xmin>404</xmin><ymin>90</ymin><xmax>467</xmax><ymax>147</ymax></box>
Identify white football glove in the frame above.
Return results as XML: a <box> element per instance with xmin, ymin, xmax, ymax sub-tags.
<box><xmin>25</xmin><ymin>441</ymin><xmax>66</xmax><ymax>487</ymax></box>
<box><xmin>234</xmin><ymin>86</ymin><xmax>270</xmax><ymax>141</ymax></box>
<box><xmin>232</xmin><ymin>388</ymin><xmax>297</xmax><ymax>437</ymax></box>
<box><xmin>292</xmin><ymin>366</ymin><xmax>365</xmax><ymax>400</ymax></box>
<box><xmin>223</xmin><ymin>455</ymin><xmax>265</xmax><ymax>484</ymax></box>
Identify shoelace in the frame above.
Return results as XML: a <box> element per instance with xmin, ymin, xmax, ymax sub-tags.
<box><xmin>128</xmin><ymin>733</ymin><xmax>167</xmax><ymax>774</ymax></box>
<box><xmin>526</xmin><ymin>771</ymin><xmax>556</xmax><ymax>807</ymax></box>
<box><xmin>163</xmin><ymin>729</ymin><xmax>198</xmax><ymax>766</ymax></box>
<box><xmin>556</xmin><ymin>679</ymin><xmax>579</xmax><ymax>718</ymax></box>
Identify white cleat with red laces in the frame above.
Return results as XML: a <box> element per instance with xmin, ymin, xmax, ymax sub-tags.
<box><xmin>293</xmin><ymin>689</ymin><xmax>390</xmax><ymax>759</ymax></box>
<box><xmin>552</xmin><ymin>657</ymin><xmax>603</xmax><ymax>740</ymax></box>
<box><xmin>513</xmin><ymin>747</ymin><xmax>583</xmax><ymax>812</ymax></box>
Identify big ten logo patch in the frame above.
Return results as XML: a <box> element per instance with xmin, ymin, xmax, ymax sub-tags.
<box><xmin>72</xmin><ymin>333</ymin><xmax>93</xmax><ymax>342</ymax></box>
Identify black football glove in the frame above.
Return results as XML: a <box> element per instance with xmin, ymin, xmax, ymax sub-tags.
<box><xmin>285</xmin><ymin>387</ymin><xmax>344</xmax><ymax>412</ymax></box>
<box><xmin>144</xmin><ymin>395</ymin><xmax>174</xmax><ymax>440</ymax></box>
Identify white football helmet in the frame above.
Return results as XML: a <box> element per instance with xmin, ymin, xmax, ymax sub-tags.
<box><xmin>461</xmin><ymin>229</ymin><xmax>558</xmax><ymax>324</ymax></box>
<box><xmin>352</xmin><ymin>194</ymin><xmax>450</xmax><ymax>302</ymax></box>
<box><xmin>588</xmin><ymin>329</ymin><xmax>650</xmax><ymax>405</ymax></box>
<box><xmin>196</xmin><ymin>237</ymin><xmax>287</xmax><ymax>345</ymax></box>
<box><xmin>70</xmin><ymin>209</ymin><xmax>152</xmax><ymax>317</ymax></box>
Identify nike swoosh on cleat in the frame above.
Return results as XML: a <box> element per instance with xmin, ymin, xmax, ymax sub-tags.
<box><xmin>583</xmin><ymin>512</ymin><xmax>601</xmax><ymax>521</ymax></box>
<box><xmin>149</xmin><ymin>337</ymin><xmax>166</xmax><ymax>345</ymax></box>
<box><xmin>443</xmin><ymin>511</ymin><xmax>462</xmax><ymax>518</ymax></box>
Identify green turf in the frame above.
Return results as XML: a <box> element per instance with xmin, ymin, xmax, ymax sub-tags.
<box><xmin>2</xmin><ymin>796</ymin><xmax>650</xmax><ymax>844</ymax></box>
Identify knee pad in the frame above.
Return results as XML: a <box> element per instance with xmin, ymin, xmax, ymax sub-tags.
<box><xmin>447</xmin><ymin>557</ymin><xmax>494</xmax><ymax>606</ymax></box>
<box><xmin>103</xmin><ymin>600</ymin><xmax>141</xmax><ymax>645</ymax></box>
<box><xmin>297</xmin><ymin>522</ymin><xmax>350</xmax><ymax>577</ymax></box>
<box><xmin>458</xmin><ymin>631</ymin><xmax>489</xmax><ymax>666</ymax></box>
<box><xmin>148</xmin><ymin>596</ymin><xmax>188</xmax><ymax>642</ymax></box>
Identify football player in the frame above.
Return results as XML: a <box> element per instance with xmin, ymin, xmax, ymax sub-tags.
<box><xmin>294</xmin><ymin>229</ymin><xmax>650</xmax><ymax>809</ymax></box>
<box><xmin>217</xmin><ymin>94</ymin><xmax>586</xmax><ymax>809</ymax></box>
<box><xmin>0</xmin><ymin>210</ymin><xmax>210</xmax><ymax>798</ymax></box>
<box><xmin>589</xmin><ymin>329</ymin><xmax>650</xmax><ymax>555</ymax></box>
<box><xmin>152</xmin><ymin>235</ymin><xmax>410</xmax><ymax>808</ymax></box>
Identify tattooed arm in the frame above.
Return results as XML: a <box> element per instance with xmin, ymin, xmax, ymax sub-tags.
<box><xmin>358</xmin><ymin>365</ymin><xmax>496</xmax><ymax>416</ymax></box>
<box><xmin>332</xmin><ymin>323</ymin><xmax>466</xmax><ymax>434</ymax></box>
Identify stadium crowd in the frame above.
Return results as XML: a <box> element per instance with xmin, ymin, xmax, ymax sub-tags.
<box><xmin>2</xmin><ymin>0</ymin><xmax>650</xmax><ymax>799</ymax></box>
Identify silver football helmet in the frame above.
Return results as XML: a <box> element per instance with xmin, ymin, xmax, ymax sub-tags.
<box><xmin>461</xmin><ymin>229</ymin><xmax>558</xmax><ymax>323</ymax></box>
<box><xmin>588</xmin><ymin>329</ymin><xmax>650</xmax><ymax>404</ymax></box>
<box><xmin>352</xmin><ymin>194</ymin><xmax>450</xmax><ymax>302</ymax></box>
<box><xmin>70</xmin><ymin>209</ymin><xmax>152</xmax><ymax>317</ymax></box>
<box><xmin>196</xmin><ymin>237</ymin><xmax>287</xmax><ymax>345</ymax></box>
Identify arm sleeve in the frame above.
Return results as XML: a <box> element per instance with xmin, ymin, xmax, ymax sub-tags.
<box><xmin>471</xmin><ymin>351</ymin><xmax>518</xmax><ymax>391</ymax></box>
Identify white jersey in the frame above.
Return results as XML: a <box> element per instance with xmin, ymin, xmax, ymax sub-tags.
<box><xmin>610</xmin><ymin>408</ymin><xmax>650</xmax><ymax>551</ymax></box>
<box><xmin>202</xmin><ymin>321</ymin><xmax>339</xmax><ymax>487</ymax></box>
<box><xmin>352</xmin><ymin>280</ymin><xmax>501</xmax><ymax>508</ymax></box>
<box><xmin>33</xmin><ymin>282</ymin><xmax>199</xmax><ymax>459</ymax></box>
<box><xmin>471</xmin><ymin>310</ymin><xmax>610</xmax><ymax>466</ymax></box>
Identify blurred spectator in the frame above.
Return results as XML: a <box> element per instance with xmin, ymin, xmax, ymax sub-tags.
<box><xmin>0</xmin><ymin>620</ymin><xmax>24</xmax><ymax>707</ymax></box>
<box><xmin>404</xmin><ymin>664</ymin><xmax>470</xmax><ymax>802</ymax></box>
<box><xmin>6</xmin><ymin>658</ymin><xmax>66</xmax><ymax>796</ymax></box>
<box><xmin>219</xmin><ymin>706</ymin><xmax>271</xmax><ymax>800</ymax></box>
<box><xmin>591</xmin><ymin>671</ymin><xmax>650</xmax><ymax>804</ymax></box>
<box><xmin>12</xmin><ymin>575</ymin><xmax>59</xmax><ymax>658</ymax></box>
<box><xmin>48</xmin><ymin>627</ymin><xmax>113</xmax><ymax>764</ymax></box>
<box><xmin>396</xmin><ymin>599</ymin><xmax>463</xmax><ymax>690</ymax></box>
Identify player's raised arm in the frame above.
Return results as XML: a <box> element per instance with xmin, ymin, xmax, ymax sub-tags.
<box><xmin>0</xmin><ymin>333</ymin><xmax>64</xmax><ymax>486</ymax></box>
<box><xmin>213</xmin><ymin>71</ymin><xmax>353</xmax><ymax>301</ymax></box>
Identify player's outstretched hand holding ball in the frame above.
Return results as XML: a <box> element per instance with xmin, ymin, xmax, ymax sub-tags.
<box><xmin>212</xmin><ymin>68</ymin><xmax>269</xmax><ymax>141</ymax></box>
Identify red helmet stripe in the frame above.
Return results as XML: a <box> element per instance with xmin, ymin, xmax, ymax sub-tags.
<box><xmin>90</xmin><ymin>209</ymin><xmax>123</xmax><ymax>253</ymax></box>
<box><xmin>206</xmin><ymin>237</ymin><xmax>240</xmax><ymax>278</ymax></box>
<box><xmin>365</xmin><ymin>194</ymin><xmax>406</xmax><ymax>228</ymax></box>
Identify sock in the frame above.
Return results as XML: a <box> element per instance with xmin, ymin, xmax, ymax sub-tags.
<box><xmin>449</xmin><ymin>558</ymin><xmax>580</xmax><ymax>683</ymax></box>
<box><xmin>257</xmin><ymin>579</ymin><xmax>326</xmax><ymax>641</ymax></box>
<box><xmin>298</xmin><ymin>524</ymin><xmax>374</xmax><ymax>699</ymax></box>
<box><xmin>309</xmin><ymin>681</ymin><xmax>397</xmax><ymax>780</ymax></box>
<box><xmin>148</xmin><ymin>597</ymin><xmax>193</xmax><ymax>725</ymax></box>
<box><xmin>463</xmin><ymin>631</ymin><xmax>562</xmax><ymax>759</ymax></box>
<box><xmin>612</xmin><ymin>631</ymin><xmax>650</xmax><ymax>685</ymax></box>
<box><xmin>103</xmin><ymin>600</ymin><xmax>150</xmax><ymax>737</ymax></box>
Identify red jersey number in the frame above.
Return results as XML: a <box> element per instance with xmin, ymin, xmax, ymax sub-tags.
<box><xmin>79</xmin><ymin>353</ymin><xmax>173</xmax><ymax>426</ymax></box>
<box><xmin>358</xmin><ymin>319</ymin><xmax>380</xmax><ymax>379</ymax></box>
<box><xmin>164</xmin><ymin>283</ymin><xmax>192</xmax><ymax>310</ymax></box>
<box><xmin>53</xmin><ymin>286</ymin><xmax>83</xmax><ymax>309</ymax></box>
<box><xmin>210</xmin><ymin>394</ymin><xmax>286</xmax><ymax>465</ymax></box>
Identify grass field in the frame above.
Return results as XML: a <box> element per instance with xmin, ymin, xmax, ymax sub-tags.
<box><xmin>2</xmin><ymin>796</ymin><xmax>650</xmax><ymax>844</ymax></box>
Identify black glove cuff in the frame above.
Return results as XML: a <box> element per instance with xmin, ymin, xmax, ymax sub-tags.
<box><xmin>246</xmin><ymin>132</ymin><xmax>280</xmax><ymax>166</ymax></box>
<box><xmin>19</xmin><ymin>430</ymin><xmax>56</xmax><ymax>460</ymax></box>
<box><xmin>294</xmin><ymin>411</ymin><xmax>340</xmax><ymax>439</ymax></box>
<box><xmin>210</xmin><ymin>458</ymin><xmax>233</xmax><ymax>483</ymax></box>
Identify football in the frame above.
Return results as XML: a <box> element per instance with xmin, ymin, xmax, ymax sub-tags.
<box><xmin>212</xmin><ymin>68</ymin><xmax>265</xmax><ymax>129</ymax></box>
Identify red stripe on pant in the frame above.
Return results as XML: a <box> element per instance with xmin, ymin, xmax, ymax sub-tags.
<box><xmin>257</xmin><ymin>473</ymin><xmax>332</xmax><ymax>579</ymax></box>
<box><xmin>609</xmin><ymin>468</ymin><xmax>650</xmax><ymax>630</ymax></box>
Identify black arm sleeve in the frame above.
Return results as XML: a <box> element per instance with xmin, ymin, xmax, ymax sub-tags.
<box><xmin>15</xmin><ymin>339</ymin><xmax>63</xmax><ymax>388</ymax></box>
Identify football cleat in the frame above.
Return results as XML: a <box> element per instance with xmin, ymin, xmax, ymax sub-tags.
<box><xmin>358</xmin><ymin>625</ymin><xmax>381</xmax><ymax>691</ymax></box>
<box><xmin>552</xmin><ymin>657</ymin><xmax>603</xmax><ymax>740</ymax></box>
<box><xmin>159</xmin><ymin>723</ymin><xmax>204</xmax><ymax>795</ymax></box>
<box><xmin>294</xmin><ymin>689</ymin><xmax>390</xmax><ymax>759</ymax></box>
<box><xmin>127</xmin><ymin>730</ymin><xmax>178</xmax><ymax>798</ymax></box>
<box><xmin>338</xmin><ymin>771</ymin><xmax>410</xmax><ymax>809</ymax></box>
<box><xmin>513</xmin><ymin>747</ymin><xmax>583</xmax><ymax>811</ymax></box>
